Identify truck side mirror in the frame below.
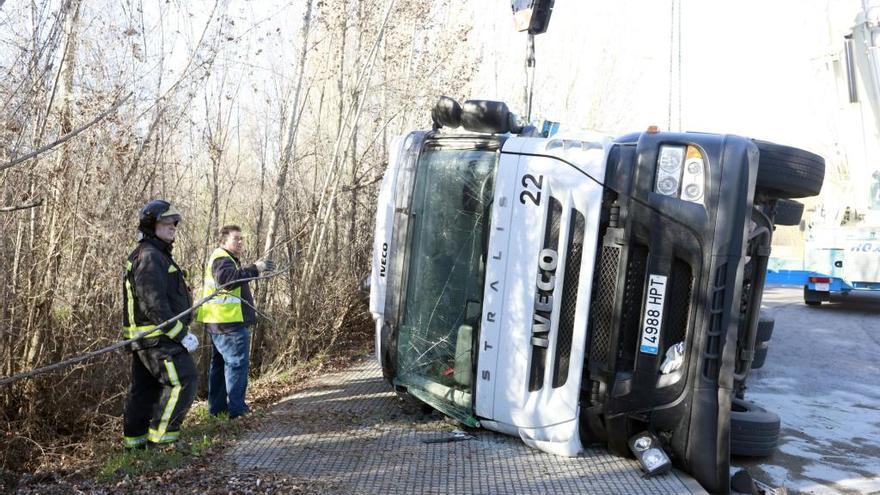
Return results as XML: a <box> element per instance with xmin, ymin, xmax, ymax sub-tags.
<box><xmin>431</xmin><ymin>96</ymin><xmax>462</xmax><ymax>130</ymax></box>
<box><xmin>461</xmin><ymin>100</ymin><xmax>512</xmax><ymax>134</ymax></box>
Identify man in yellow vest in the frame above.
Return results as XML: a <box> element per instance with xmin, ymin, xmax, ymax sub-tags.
<box><xmin>196</xmin><ymin>225</ymin><xmax>273</xmax><ymax>418</ymax></box>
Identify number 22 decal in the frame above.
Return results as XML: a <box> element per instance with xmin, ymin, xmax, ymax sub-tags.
<box><xmin>519</xmin><ymin>174</ymin><xmax>544</xmax><ymax>206</ymax></box>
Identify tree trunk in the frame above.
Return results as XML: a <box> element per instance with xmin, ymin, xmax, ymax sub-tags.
<box><xmin>298</xmin><ymin>0</ymin><xmax>396</xmax><ymax>294</ymax></box>
<box><xmin>348</xmin><ymin>0</ymin><xmax>364</xmax><ymax>275</ymax></box>
<box><xmin>252</xmin><ymin>0</ymin><xmax>315</xmax><ymax>373</ymax></box>
<box><xmin>23</xmin><ymin>0</ymin><xmax>81</xmax><ymax>418</ymax></box>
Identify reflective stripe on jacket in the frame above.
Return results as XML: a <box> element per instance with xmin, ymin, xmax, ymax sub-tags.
<box><xmin>122</xmin><ymin>237</ymin><xmax>192</xmax><ymax>343</ymax></box>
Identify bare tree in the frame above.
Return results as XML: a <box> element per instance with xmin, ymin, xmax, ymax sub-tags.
<box><xmin>0</xmin><ymin>0</ymin><xmax>481</xmax><ymax>474</ymax></box>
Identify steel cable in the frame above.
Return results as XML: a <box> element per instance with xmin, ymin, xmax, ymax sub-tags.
<box><xmin>0</xmin><ymin>266</ymin><xmax>290</xmax><ymax>387</ymax></box>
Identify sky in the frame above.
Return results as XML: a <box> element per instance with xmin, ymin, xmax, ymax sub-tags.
<box><xmin>468</xmin><ymin>0</ymin><xmax>863</xmax><ymax>158</ymax></box>
<box><xmin>136</xmin><ymin>0</ymin><xmax>870</xmax><ymax>170</ymax></box>
<box><xmin>127</xmin><ymin>0</ymin><xmax>877</xmax><ymax>208</ymax></box>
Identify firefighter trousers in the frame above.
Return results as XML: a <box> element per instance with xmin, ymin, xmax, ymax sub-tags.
<box><xmin>122</xmin><ymin>346</ymin><xmax>197</xmax><ymax>448</ymax></box>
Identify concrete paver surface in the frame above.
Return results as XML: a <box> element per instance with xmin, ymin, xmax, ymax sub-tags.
<box><xmin>229</xmin><ymin>286</ymin><xmax>879</xmax><ymax>494</ymax></box>
<box><xmin>229</xmin><ymin>360</ymin><xmax>704</xmax><ymax>494</ymax></box>
<box><xmin>734</xmin><ymin>286</ymin><xmax>880</xmax><ymax>494</ymax></box>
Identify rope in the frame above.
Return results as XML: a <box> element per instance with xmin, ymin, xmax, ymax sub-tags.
<box><xmin>0</xmin><ymin>267</ymin><xmax>290</xmax><ymax>387</ymax></box>
<box><xmin>677</xmin><ymin>0</ymin><xmax>683</xmax><ymax>132</ymax></box>
<box><xmin>667</xmin><ymin>0</ymin><xmax>675</xmax><ymax>131</ymax></box>
<box><xmin>526</xmin><ymin>33</ymin><xmax>536</xmax><ymax>122</ymax></box>
<box><xmin>667</xmin><ymin>0</ymin><xmax>683</xmax><ymax>131</ymax></box>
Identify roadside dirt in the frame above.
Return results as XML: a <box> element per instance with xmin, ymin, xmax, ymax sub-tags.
<box><xmin>7</xmin><ymin>330</ymin><xmax>373</xmax><ymax>495</ymax></box>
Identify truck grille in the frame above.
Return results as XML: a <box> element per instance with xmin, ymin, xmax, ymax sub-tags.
<box><xmin>703</xmin><ymin>263</ymin><xmax>727</xmax><ymax>381</ymax></box>
<box><xmin>529</xmin><ymin>198</ymin><xmax>562</xmax><ymax>392</ymax></box>
<box><xmin>664</xmin><ymin>259</ymin><xmax>693</xmax><ymax>347</ymax></box>
<box><xmin>553</xmin><ymin>210</ymin><xmax>586</xmax><ymax>388</ymax></box>
<box><xmin>617</xmin><ymin>245</ymin><xmax>649</xmax><ymax>372</ymax></box>
<box><xmin>588</xmin><ymin>246</ymin><xmax>620</xmax><ymax>365</ymax></box>
<box><xmin>587</xmin><ymin>245</ymin><xmax>693</xmax><ymax>375</ymax></box>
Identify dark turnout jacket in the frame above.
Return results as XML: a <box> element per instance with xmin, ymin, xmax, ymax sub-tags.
<box><xmin>205</xmin><ymin>250</ymin><xmax>259</xmax><ymax>334</ymax></box>
<box><xmin>123</xmin><ymin>236</ymin><xmax>193</xmax><ymax>351</ymax></box>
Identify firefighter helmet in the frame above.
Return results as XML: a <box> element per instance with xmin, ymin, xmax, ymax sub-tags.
<box><xmin>138</xmin><ymin>199</ymin><xmax>182</xmax><ymax>234</ymax></box>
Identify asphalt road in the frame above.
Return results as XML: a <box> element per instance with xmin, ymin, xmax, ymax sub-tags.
<box><xmin>733</xmin><ymin>286</ymin><xmax>880</xmax><ymax>494</ymax></box>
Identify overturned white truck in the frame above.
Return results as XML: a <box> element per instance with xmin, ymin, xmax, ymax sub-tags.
<box><xmin>368</xmin><ymin>97</ymin><xmax>824</xmax><ymax>493</ymax></box>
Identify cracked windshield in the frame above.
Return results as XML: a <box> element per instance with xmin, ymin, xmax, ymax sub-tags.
<box><xmin>398</xmin><ymin>145</ymin><xmax>498</xmax><ymax>413</ymax></box>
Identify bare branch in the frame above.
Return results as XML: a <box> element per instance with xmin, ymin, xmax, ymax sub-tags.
<box><xmin>0</xmin><ymin>198</ymin><xmax>43</xmax><ymax>213</ymax></box>
<box><xmin>0</xmin><ymin>267</ymin><xmax>290</xmax><ymax>387</ymax></box>
<box><xmin>0</xmin><ymin>92</ymin><xmax>133</xmax><ymax>173</ymax></box>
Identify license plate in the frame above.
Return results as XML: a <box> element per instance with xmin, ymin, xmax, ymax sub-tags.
<box><xmin>640</xmin><ymin>274</ymin><xmax>668</xmax><ymax>355</ymax></box>
<box><xmin>814</xmin><ymin>282</ymin><xmax>830</xmax><ymax>291</ymax></box>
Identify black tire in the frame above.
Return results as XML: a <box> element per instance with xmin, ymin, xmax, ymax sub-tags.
<box><xmin>751</xmin><ymin>343</ymin><xmax>769</xmax><ymax>369</ymax></box>
<box><xmin>804</xmin><ymin>286</ymin><xmax>826</xmax><ymax>306</ymax></box>
<box><xmin>730</xmin><ymin>398</ymin><xmax>780</xmax><ymax>457</ymax></box>
<box><xmin>754</xmin><ymin>140</ymin><xmax>825</xmax><ymax>199</ymax></box>
<box><xmin>773</xmin><ymin>199</ymin><xmax>804</xmax><ymax>226</ymax></box>
<box><xmin>379</xmin><ymin>321</ymin><xmax>400</xmax><ymax>385</ymax></box>
<box><xmin>756</xmin><ymin>316</ymin><xmax>774</xmax><ymax>342</ymax></box>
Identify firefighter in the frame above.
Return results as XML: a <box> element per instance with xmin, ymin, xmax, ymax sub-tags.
<box><xmin>121</xmin><ymin>200</ymin><xmax>199</xmax><ymax>450</ymax></box>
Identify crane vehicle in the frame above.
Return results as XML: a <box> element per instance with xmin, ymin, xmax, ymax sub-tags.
<box><xmin>768</xmin><ymin>0</ymin><xmax>880</xmax><ymax>303</ymax></box>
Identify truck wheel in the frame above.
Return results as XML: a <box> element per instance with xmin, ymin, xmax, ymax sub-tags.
<box><xmin>773</xmin><ymin>199</ymin><xmax>804</xmax><ymax>226</ymax></box>
<box><xmin>730</xmin><ymin>398</ymin><xmax>780</xmax><ymax>457</ymax></box>
<box><xmin>756</xmin><ymin>315</ymin><xmax>774</xmax><ymax>342</ymax></box>
<box><xmin>804</xmin><ymin>286</ymin><xmax>825</xmax><ymax>306</ymax></box>
<box><xmin>380</xmin><ymin>330</ymin><xmax>395</xmax><ymax>384</ymax></box>
<box><xmin>751</xmin><ymin>343</ymin><xmax>769</xmax><ymax>369</ymax></box>
<box><xmin>753</xmin><ymin>140</ymin><xmax>825</xmax><ymax>199</ymax></box>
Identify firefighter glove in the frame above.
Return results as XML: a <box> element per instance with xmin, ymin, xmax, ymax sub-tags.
<box><xmin>181</xmin><ymin>332</ymin><xmax>199</xmax><ymax>353</ymax></box>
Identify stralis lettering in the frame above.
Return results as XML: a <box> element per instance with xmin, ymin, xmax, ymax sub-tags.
<box><xmin>379</xmin><ymin>242</ymin><xmax>388</xmax><ymax>277</ymax></box>
<box><xmin>532</xmin><ymin>248</ymin><xmax>557</xmax><ymax>348</ymax></box>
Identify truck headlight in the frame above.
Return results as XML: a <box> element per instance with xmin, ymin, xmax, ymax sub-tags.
<box><xmin>655</xmin><ymin>145</ymin><xmax>706</xmax><ymax>206</ymax></box>
<box><xmin>629</xmin><ymin>431</ymin><xmax>672</xmax><ymax>477</ymax></box>
<box><xmin>679</xmin><ymin>146</ymin><xmax>706</xmax><ymax>205</ymax></box>
<box><xmin>655</xmin><ymin>145</ymin><xmax>685</xmax><ymax>197</ymax></box>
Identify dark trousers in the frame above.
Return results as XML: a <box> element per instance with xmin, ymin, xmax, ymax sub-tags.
<box><xmin>122</xmin><ymin>347</ymin><xmax>197</xmax><ymax>448</ymax></box>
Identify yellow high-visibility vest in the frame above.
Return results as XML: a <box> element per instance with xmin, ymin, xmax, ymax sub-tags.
<box><xmin>195</xmin><ymin>248</ymin><xmax>244</xmax><ymax>323</ymax></box>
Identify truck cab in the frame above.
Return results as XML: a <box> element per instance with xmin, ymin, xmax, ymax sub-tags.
<box><xmin>369</xmin><ymin>97</ymin><xmax>824</xmax><ymax>493</ymax></box>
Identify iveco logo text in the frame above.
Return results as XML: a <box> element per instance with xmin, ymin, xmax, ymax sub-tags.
<box><xmin>379</xmin><ymin>242</ymin><xmax>388</xmax><ymax>277</ymax></box>
<box><xmin>532</xmin><ymin>248</ymin><xmax>557</xmax><ymax>348</ymax></box>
